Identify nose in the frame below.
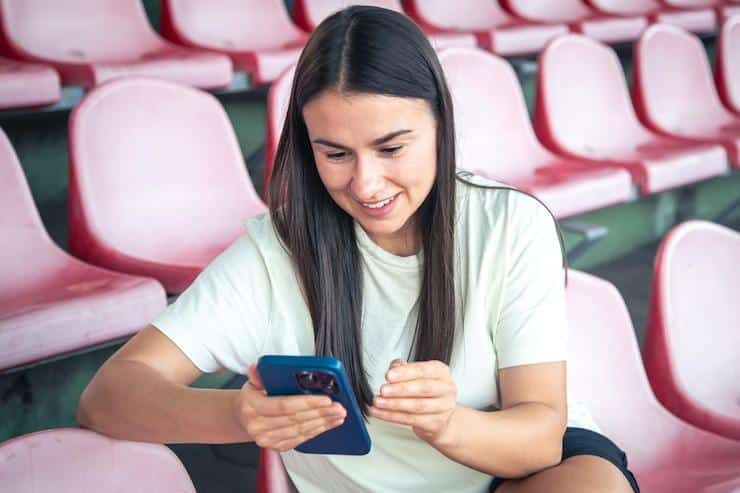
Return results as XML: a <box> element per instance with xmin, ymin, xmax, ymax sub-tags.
<box><xmin>350</xmin><ymin>153</ymin><xmax>385</xmax><ymax>201</ymax></box>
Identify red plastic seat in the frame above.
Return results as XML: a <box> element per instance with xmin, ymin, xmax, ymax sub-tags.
<box><xmin>161</xmin><ymin>0</ymin><xmax>307</xmax><ymax>85</ymax></box>
<box><xmin>661</xmin><ymin>0</ymin><xmax>740</xmax><ymax>19</ymax></box>
<box><xmin>587</xmin><ymin>0</ymin><xmax>717</xmax><ymax>32</ymax></box>
<box><xmin>633</xmin><ymin>24</ymin><xmax>740</xmax><ymax>168</ymax></box>
<box><xmin>68</xmin><ymin>78</ymin><xmax>267</xmax><ymax>294</ymax></box>
<box><xmin>0</xmin><ymin>129</ymin><xmax>166</xmax><ymax>372</ymax></box>
<box><xmin>0</xmin><ymin>428</ymin><xmax>195</xmax><ymax>492</ymax></box>
<box><xmin>264</xmin><ymin>64</ymin><xmax>296</xmax><ymax>200</ymax></box>
<box><xmin>0</xmin><ymin>0</ymin><xmax>232</xmax><ymax>89</ymax></box>
<box><xmin>0</xmin><ymin>57</ymin><xmax>60</xmax><ymax>109</ymax></box>
<box><xmin>717</xmin><ymin>14</ymin><xmax>740</xmax><ymax>114</ymax></box>
<box><xmin>503</xmin><ymin>0</ymin><xmax>649</xmax><ymax>43</ymax></box>
<box><xmin>566</xmin><ymin>270</ymin><xmax>740</xmax><ymax>492</ymax></box>
<box><xmin>257</xmin><ymin>447</ymin><xmax>298</xmax><ymax>493</ymax></box>
<box><xmin>292</xmin><ymin>0</ymin><xmax>476</xmax><ymax>50</ymax></box>
<box><xmin>644</xmin><ymin>221</ymin><xmax>740</xmax><ymax>441</ymax></box>
<box><xmin>438</xmin><ymin>47</ymin><xmax>633</xmax><ymax>218</ymax></box>
<box><xmin>402</xmin><ymin>0</ymin><xmax>568</xmax><ymax>56</ymax></box>
<box><xmin>535</xmin><ymin>34</ymin><xmax>728</xmax><ymax>194</ymax></box>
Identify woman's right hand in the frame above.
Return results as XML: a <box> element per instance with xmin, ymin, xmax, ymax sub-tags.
<box><xmin>234</xmin><ymin>364</ymin><xmax>347</xmax><ymax>452</ymax></box>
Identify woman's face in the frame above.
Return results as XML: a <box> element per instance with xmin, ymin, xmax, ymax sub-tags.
<box><xmin>302</xmin><ymin>90</ymin><xmax>438</xmax><ymax>256</ymax></box>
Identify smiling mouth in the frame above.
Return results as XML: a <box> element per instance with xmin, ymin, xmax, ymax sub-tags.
<box><xmin>359</xmin><ymin>193</ymin><xmax>400</xmax><ymax>209</ymax></box>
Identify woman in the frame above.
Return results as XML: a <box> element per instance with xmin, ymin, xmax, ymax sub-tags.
<box><xmin>77</xmin><ymin>6</ymin><xmax>639</xmax><ymax>493</ymax></box>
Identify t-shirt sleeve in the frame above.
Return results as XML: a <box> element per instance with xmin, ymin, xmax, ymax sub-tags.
<box><xmin>151</xmin><ymin>232</ymin><xmax>271</xmax><ymax>374</ymax></box>
<box><xmin>494</xmin><ymin>193</ymin><xmax>568</xmax><ymax>369</ymax></box>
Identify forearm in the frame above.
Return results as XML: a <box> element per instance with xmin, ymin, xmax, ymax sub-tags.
<box><xmin>432</xmin><ymin>403</ymin><xmax>565</xmax><ymax>478</ymax></box>
<box><xmin>77</xmin><ymin>359</ymin><xmax>251</xmax><ymax>444</ymax></box>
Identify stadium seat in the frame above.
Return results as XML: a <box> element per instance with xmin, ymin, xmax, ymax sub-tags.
<box><xmin>566</xmin><ymin>270</ymin><xmax>740</xmax><ymax>492</ymax></box>
<box><xmin>264</xmin><ymin>64</ymin><xmax>295</xmax><ymax>200</ymax></box>
<box><xmin>0</xmin><ymin>57</ymin><xmax>61</xmax><ymax>110</ymax></box>
<box><xmin>439</xmin><ymin>47</ymin><xmax>634</xmax><ymax>218</ymax></box>
<box><xmin>0</xmin><ymin>428</ymin><xmax>196</xmax><ymax>492</ymax></box>
<box><xmin>660</xmin><ymin>0</ymin><xmax>740</xmax><ymax>19</ymax></box>
<box><xmin>586</xmin><ymin>0</ymin><xmax>717</xmax><ymax>32</ymax></box>
<box><xmin>257</xmin><ymin>447</ymin><xmax>298</xmax><ymax>493</ymax></box>
<box><xmin>502</xmin><ymin>0</ymin><xmax>649</xmax><ymax>43</ymax></box>
<box><xmin>723</xmin><ymin>1</ymin><xmax>740</xmax><ymax>19</ymax></box>
<box><xmin>535</xmin><ymin>34</ymin><xmax>728</xmax><ymax>195</ymax></box>
<box><xmin>68</xmin><ymin>78</ymin><xmax>267</xmax><ymax>294</ymax></box>
<box><xmin>643</xmin><ymin>221</ymin><xmax>740</xmax><ymax>441</ymax></box>
<box><xmin>161</xmin><ymin>0</ymin><xmax>308</xmax><ymax>85</ymax></box>
<box><xmin>291</xmin><ymin>0</ymin><xmax>476</xmax><ymax>50</ymax></box>
<box><xmin>0</xmin><ymin>0</ymin><xmax>233</xmax><ymax>89</ymax></box>
<box><xmin>0</xmin><ymin>129</ymin><xmax>166</xmax><ymax>372</ymax></box>
<box><xmin>633</xmin><ymin>24</ymin><xmax>740</xmax><ymax>168</ymax></box>
<box><xmin>402</xmin><ymin>0</ymin><xmax>568</xmax><ymax>56</ymax></box>
<box><xmin>717</xmin><ymin>14</ymin><xmax>740</xmax><ymax>114</ymax></box>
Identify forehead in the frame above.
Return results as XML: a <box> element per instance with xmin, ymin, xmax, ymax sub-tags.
<box><xmin>302</xmin><ymin>90</ymin><xmax>435</xmax><ymax>142</ymax></box>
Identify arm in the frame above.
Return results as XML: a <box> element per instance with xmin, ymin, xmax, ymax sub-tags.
<box><xmin>77</xmin><ymin>324</ymin><xmax>251</xmax><ymax>444</ymax></box>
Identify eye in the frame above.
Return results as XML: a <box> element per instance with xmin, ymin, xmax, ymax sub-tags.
<box><xmin>326</xmin><ymin>151</ymin><xmax>348</xmax><ymax>161</ymax></box>
<box><xmin>380</xmin><ymin>145</ymin><xmax>403</xmax><ymax>156</ymax></box>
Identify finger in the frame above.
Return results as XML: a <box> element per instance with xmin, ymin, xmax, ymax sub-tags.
<box><xmin>386</xmin><ymin>360</ymin><xmax>450</xmax><ymax>383</ymax></box>
<box><xmin>389</xmin><ymin>358</ymin><xmax>406</xmax><ymax>369</ymax></box>
<box><xmin>270</xmin><ymin>417</ymin><xmax>345</xmax><ymax>452</ymax></box>
<box><xmin>246</xmin><ymin>364</ymin><xmax>264</xmax><ymax>390</ymax></box>
<box><xmin>250</xmin><ymin>402</ymin><xmax>346</xmax><ymax>432</ymax></box>
<box><xmin>368</xmin><ymin>406</ymin><xmax>419</xmax><ymax>427</ymax></box>
<box><xmin>252</xmin><ymin>393</ymin><xmax>334</xmax><ymax>417</ymax></box>
<box><xmin>379</xmin><ymin>378</ymin><xmax>453</xmax><ymax>398</ymax></box>
<box><xmin>263</xmin><ymin>414</ymin><xmax>346</xmax><ymax>443</ymax></box>
<box><xmin>373</xmin><ymin>396</ymin><xmax>453</xmax><ymax>414</ymax></box>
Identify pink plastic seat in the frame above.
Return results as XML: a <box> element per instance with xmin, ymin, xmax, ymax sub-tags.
<box><xmin>661</xmin><ymin>0</ymin><xmax>740</xmax><ymax>20</ymax></box>
<box><xmin>0</xmin><ymin>0</ymin><xmax>232</xmax><ymax>89</ymax></box>
<box><xmin>264</xmin><ymin>64</ymin><xmax>296</xmax><ymax>200</ymax></box>
<box><xmin>633</xmin><ymin>24</ymin><xmax>740</xmax><ymax>168</ymax></box>
<box><xmin>0</xmin><ymin>57</ymin><xmax>60</xmax><ymax>109</ymax></box>
<box><xmin>291</xmin><ymin>0</ymin><xmax>476</xmax><ymax>50</ymax></box>
<box><xmin>535</xmin><ymin>34</ymin><xmax>728</xmax><ymax>194</ymax></box>
<box><xmin>403</xmin><ymin>0</ymin><xmax>568</xmax><ymax>56</ymax></box>
<box><xmin>644</xmin><ymin>221</ymin><xmax>740</xmax><ymax>441</ymax></box>
<box><xmin>161</xmin><ymin>0</ymin><xmax>308</xmax><ymax>85</ymax></box>
<box><xmin>717</xmin><ymin>14</ymin><xmax>740</xmax><ymax>114</ymax></box>
<box><xmin>0</xmin><ymin>129</ymin><xmax>166</xmax><ymax>372</ymax></box>
<box><xmin>257</xmin><ymin>447</ymin><xmax>298</xmax><ymax>493</ymax></box>
<box><xmin>503</xmin><ymin>0</ymin><xmax>649</xmax><ymax>43</ymax></box>
<box><xmin>68</xmin><ymin>78</ymin><xmax>267</xmax><ymax>294</ymax></box>
<box><xmin>566</xmin><ymin>270</ymin><xmax>740</xmax><ymax>492</ymax></box>
<box><xmin>723</xmin><ymin>1</ymin><xmax>740</xmax><ymax>19</ymax></box>
<box><xmin>587</xmin><ymin>0</ymin><xmax>717</xmax><ymax>32</ymax></box>
<box><xmin>439</xmin><ymin>47</ymin><xmax>633</xmax><ymax>218</ymax></box>
<box><xmin>0</xmin><ymin>428</ymin><xmax>195</xmax><ymax>492</ymax></box>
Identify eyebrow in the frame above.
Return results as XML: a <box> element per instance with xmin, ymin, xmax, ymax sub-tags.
<box><xmin>312</xmin><ymin>129</ymin><xmax>413</xmax><ymax>150</ymax></box>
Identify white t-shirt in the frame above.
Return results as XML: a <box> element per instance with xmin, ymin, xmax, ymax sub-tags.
<box><xmin>152</xmin><ymin>173</ymin><xmax>599</xmax><ymax>493</ymax></box>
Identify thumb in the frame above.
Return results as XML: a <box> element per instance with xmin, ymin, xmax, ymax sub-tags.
<box><xmin>389</xmin><ymin>358</ymin><xmax>406</xmax><ymax>369</ymax></box>
<box><xmin>246</xmin><ymin>364</ymin><xmax>265</xmax><ymax>390</ymax></box>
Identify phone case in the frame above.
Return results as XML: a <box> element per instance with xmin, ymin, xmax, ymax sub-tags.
<box><xmin>256</xmin><ymin>355</ymin><xmax>372</xmax><ymax>455</ymax></box>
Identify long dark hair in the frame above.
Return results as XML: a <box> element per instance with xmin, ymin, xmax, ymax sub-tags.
<box><xmin>269</xmin><ymin>6</ymin><xmax>456</xmax><ymax>416</ymax></box>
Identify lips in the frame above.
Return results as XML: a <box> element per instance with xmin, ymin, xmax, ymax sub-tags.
<box><xmin>360</xmin><ymin>194</ymin><xmax>398</xmax><ymax>209</ymax></box>
<box><xmin>356</xmin><ymin>192</ymin><xmax>401</xmax><ymax>218</ymax></box>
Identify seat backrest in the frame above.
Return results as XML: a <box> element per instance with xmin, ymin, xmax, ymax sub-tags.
<box><xmin>438</xmin><ymin>47</ymin><xmax>550</xmax><ymax>181</ymax></box>
<box><xmin>264</xmin><ymin>64</ymin><xmax>296</xmax><ymax>199</ymax></box>
<box><xmin>403</xmin><ymin>0</ymin><xmax>513</xmax><ymax>30</ymax></box>
<box><xmin>717</xmin><ymin>14</ymin><xmax>740</xmax><ymax>113</ymax></box>
<box><xmin>503</xmin><ymin>0</ymin><xmax>593</xmax><ymax>22</ymax></box>
<box><xmin>161</xmin><ymin>0</ymin><xmax>306</xmax><ymax>51</ymax></box>
<box><xmin>0</xmin><ymin>0</ymin><xmax>163</xmax><ymax>63</ymax></box>
<box><xmin>535</xmin><ymin>34</ymin><xmax>652</xmax><ymax>158</ymax></box>
<box><xmin>0</xmin><ymin>128</ymin><xmax>62</xmax><ymax>293</ymax></box>
<box><xmin>0</xmin><ymin>428</ymin><xmax>196</xmax><ymax>492</ymax></box>
<box><xmin>647</xmin><ymin>220</ymin><xmax>740</xmax><ymax>416</ymax></box>
<box><xmin>587</xmin><ymin>0</ymin><xmax>661</xmax><ymax>15</ymax></box>
<box><xmin>661</xmin><ymin>0</ymin><xmax>719</xmax><ymax>7</ymax></box>
<box><xmin>293</xmin><ymin>0</ymin><xmax>402</xmax><ymax>31</ymax></box>
<box><xmin>565</xmin><ymin>270</ymin><xmax>683</xmax><ymax>471</ymax></box>
<box><xmin>634</xmin><ymin>24</ymin><xmax>732</xmax><ymax>133</ymax></box>
<box><xmin>69</xmin><ymin>77</ymin><xmax>266</xmax><ymax>264</ymax></box>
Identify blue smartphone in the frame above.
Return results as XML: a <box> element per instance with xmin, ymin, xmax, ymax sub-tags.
<box><xmin>256</xmin><ymin>355</ymin><xmax>372</xmax><ymax>455</ymax></box>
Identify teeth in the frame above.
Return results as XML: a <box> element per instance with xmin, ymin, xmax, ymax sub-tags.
<box><xmin>363</xmin><ymin>195</ymin><xmax>395</xmax><ymax>209</ymax></box>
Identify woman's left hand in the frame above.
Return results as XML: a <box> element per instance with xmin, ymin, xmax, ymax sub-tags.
<box><xmin>369</xmin><ymin>358</ymin><xmax>459</xmax><ymax>446</ymax></box>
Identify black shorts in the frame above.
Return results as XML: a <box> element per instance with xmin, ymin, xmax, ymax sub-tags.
<box><xmin>489</xmin><ymin>427</ymin><xmax>640</xmax><ymax>492</ymax></box>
